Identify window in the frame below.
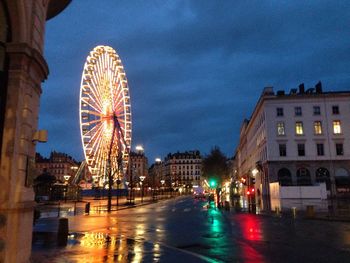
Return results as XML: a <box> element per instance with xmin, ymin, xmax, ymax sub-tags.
<box><xmin>277</xmin><ymin>122</ymin><xmax>285</xmax><ymax>136</ymax></box>
<box><xmin>279</xmin><ymin>144</ymin><xmax>286</xmax><ymax>157</ymax></box>
<box><xmin>332</xmin><ymin>105</ymin><xmax>339</xmax><ymax>114</ymax></box>
<box><xmin>333</xmin><ymin>120</ymin><xmax>341</xmax><ymax>134</ymax></box>
<box><xmin>294</xmin><ymin>107</ymin><xmax>302</xmax><ymax>116</ymax></box>
<box><xmin>298</xmin><ymin>143</ymin><xmax>305</xmax><ymax>156</ymax></box>
<box><xmin>313</xmin><ymin>106</ymin><xmax>321</xmax><ymax>115</ymax></box>
<box><xmin>295</xmin><ymin>122</ymin><xmax>304</xmax><ymax>135</ymax></box>
<box><xmin>277</xmin><ymin>168</ymin><xmax>292</xmax><ymax>186</ymax></box>
<box><xmin>296</xmin><ymin>168</ymin><xmax>311</xmax><ymax>186</ymax></box>
<box><xmin>276</xmin><ymin>107</ymin><xmax>284</xmax><ymax>117</ymax></box>
<box><xmin>336</xmin><ymin>143</ymin><xmax>344</xmax><ymax>156</ymax></box>
<box><xmin>314</xmin><ymin>121</ymin><xmax>322</xmax><ymax>135</ymax></box>
<box><xmin>316</xmin><ymin>143</ymin><xmax>324</xmax><ymax>156</ymax></box>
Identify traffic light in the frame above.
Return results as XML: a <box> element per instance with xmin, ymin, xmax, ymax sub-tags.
<box><xmin>209</xmin><ymin>179</ymin><xmax>217</xmax><ymax>188</ymax></box>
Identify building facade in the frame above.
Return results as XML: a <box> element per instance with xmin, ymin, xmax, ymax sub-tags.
<box><xmin>163</xmin><ymin>151</ymin><xmax>202</xmax><ymax>190</ymax></box>
<box><xmin>236</xmin><ymin>83</ymin><xmax>350</xmax><ymax>208</ymax></box>
<box><xmin>148</xmin><ymin>160</ymin><xmax>164</xmax><ymax>190</ymax></box>
<box><xmin>129</xmin><ymin>151</ymin><xmax>148</xmax><ymax>187</ymax></box>
<box><xmin>35</xmin><ymin>151</ymin><xmax>79</xmax><ymax>183</ymax></box>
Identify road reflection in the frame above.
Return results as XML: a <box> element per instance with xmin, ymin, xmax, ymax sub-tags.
<box><xmin>235</xmin><ymin>214</ymin><xmax>265</xmax><ymax>263</ymax></box>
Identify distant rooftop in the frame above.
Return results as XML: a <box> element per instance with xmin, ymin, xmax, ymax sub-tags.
<box><xmin>262</xmin><ymin>81</ymin><xmax>350</xmax><ymax>98</ymax></box>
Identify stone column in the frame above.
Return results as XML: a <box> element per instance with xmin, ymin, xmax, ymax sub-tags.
<box><xmin>0</xmin><ymin>43</ymin><xmax>48</xmax><ymax>263</ymax></box>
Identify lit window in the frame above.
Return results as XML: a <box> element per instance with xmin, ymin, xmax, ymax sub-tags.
<box><xmin>314</xmin><ymin>121</ymin><xmax>322</xmax><ymax>135</ymax></box>
<box><xmin>276</xmin><ymin>107</ymin><xmax>284</xmax><ymax>117</ymax></box>
<box><xmin>295</xmin><ymin>107</ymin><xmax>302</xmax><ymax>116</ymax></box>
<box><xmin>313</xmin><ymin>106</ymin><xmax>321</xmax><ymax>115</ymax></box>
<box><xmin>295</xmin><ymin>122</ymin><xmax>304</xmax><ymax>135</ymax></box>
<box><xmin>277</xmin><ymin>122</ymin><xmax>285</xmax><ymax>136</ymax></box>
<box><xmin>333</xmin><ymin>120</ymin><xmax>341</xmax><ymax>134</ymax></box>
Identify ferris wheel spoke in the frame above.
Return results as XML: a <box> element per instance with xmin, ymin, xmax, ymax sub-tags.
<box><xmin>89</xmin><ymin>76</ymin><xmax>104</xmax><ymax>109</ymax></box>
<box><xmin>83</xmin><ymin>83</ymin><xmax>103</xmax><ymax>112</ymax></box>
<box><xmin>88</xmin><ymin>126</ymin><xmax>104</xmax><ymax>152</ymax></box>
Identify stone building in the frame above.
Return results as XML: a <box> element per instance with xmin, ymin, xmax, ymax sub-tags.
<box><xmin>148</xmin><ymin>160</ymin><xmax>164</xmax><ymax>189</ymax></box>
<box><xmin>128</xmin><ymin>151</ymin><xmax>149</xmax><ymax>187</ymax></box>
<box><xmin>163</xmin><ymin>151</ymin><xmax>202</xmax><ymax>190</ymax></box>
<box><xmin>236</xmin><ymin>83</ymin><xmax>350</xmax><ymax>209</ymax></box>
<box><xmin>0</xmin><ymin>1</ymin><xmax>71</xmax><ymax>262</ymax></box>
<box><xmin>35</xmin><ymin>151</ymin><xmax>79</xmax><ymax>182</ymax></box>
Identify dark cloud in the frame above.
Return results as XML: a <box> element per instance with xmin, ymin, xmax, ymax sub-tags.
<box><xmin>37</xmin><ymin>0</ymin><xmax>350</xmax><ymax>162</ymax></box>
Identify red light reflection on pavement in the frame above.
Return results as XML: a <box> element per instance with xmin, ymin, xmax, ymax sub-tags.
<box><xmin>236</xmin><ymin>214</ymin><xmax>265</xmax><ymax>263</ymax></box>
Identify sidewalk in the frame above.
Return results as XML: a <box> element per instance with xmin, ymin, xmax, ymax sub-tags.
<box><xmin>33</xmin><ymin>194</ymin><xmax>179</xmax><ymax>232</ymax></box>
<box><xmin>34</xmin><ymin>193</ymin><xmax>177</xmax><ymax>219</ymax></box>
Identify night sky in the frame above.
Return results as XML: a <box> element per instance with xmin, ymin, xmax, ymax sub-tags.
<box><xmin>37</xmin><ymin>1</ymin><xmax>350</xmax><ymax>163</ymax></box>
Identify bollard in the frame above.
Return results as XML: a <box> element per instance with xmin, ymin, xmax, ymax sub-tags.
<box><xmin>306</xmin><ymin>205</ymin><xmax>314</xmax><ymax>218</ymax></box>
<box><xmin>224</xmin><ymin>201</ymin><xmax>230</xmax><ymax>211</ymax></box>
<box><xmin>251</xmin><ymin>204</ymin><xmax>256</xmax><ymax>213</ymax></box>
<box><xmin>57</xmin><ymin>201</ymin><xmax>61</xmax><ymax>218</ymax></box>
<box><xmin>85</xmin><ymin>202</ymin><xmax>90</xmax><ymax>215</ymax></box>
<box><xmin>275</xmin><ymin>206</ymin><xmax>281</xmax><ymax>216</ymax></box>
<box><xmin>234</xmin><ymin>202</ymin><xmax>241</xmax><ymax>212</ymax></box>
<box><xmin>328</xmin><ymin>205</ymin><xmax>334</xmax><ymax>216</ymax></box>
<box><xmin>74</xmin><ymin>201</ymin><xmax>77</xmax><ymax>216</ymax></box>
<box><xmin>291</xmin><ymin>207</ymin><xmax>297</xmax><ymax>218</ymax></box>
<box><xmin>57</xmin><ymin>218</ymin><xmax>69</xmax><ymax>246</ymax></box>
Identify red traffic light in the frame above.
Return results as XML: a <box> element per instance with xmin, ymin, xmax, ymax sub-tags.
<box><xmin>247</xmin><ymin>191</ymin><xmax>250</xmax><ymax>195</ymax></box>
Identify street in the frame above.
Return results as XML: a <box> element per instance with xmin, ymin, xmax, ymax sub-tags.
<box><xmin>32</xmin><ymin>196</ymin><xmax>350</xmax><ymax>262</ymax></box>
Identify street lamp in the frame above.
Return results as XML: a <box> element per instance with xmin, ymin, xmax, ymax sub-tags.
<box><xmin>139</xmin><ymin>175</ymin><xmax>145</xmax><ymax>203</ymax></box>
<box><xmin>136</xmin><ymin>145</ymin><xmax>144</xmax><ymax>153</ymax></box>
<box><xmin>64</xmin><ymin>175</ymin><xmax>71</xmax><ymax>184</ymax></box>
<box><xmin>153</xmin><ymin>158</ymin><xmax>162</xmax><ymax>201</ymax></box>
<box><xmin>63</xmin><ymin>175</ymin><xmax>71</xmax><ymax>202</ymax></box>
<box><xmin>160</xmin><ymin>179</ymin><xmax>165</xmax><ymax>196</ymax></box>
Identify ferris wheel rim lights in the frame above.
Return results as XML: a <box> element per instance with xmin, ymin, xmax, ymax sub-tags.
<box><xmin>79</xmin><ymin>45</ymin><xmax>132</xmax><ymax>184</ymax></box>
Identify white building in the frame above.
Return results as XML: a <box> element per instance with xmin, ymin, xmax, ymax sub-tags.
<box><xmin>236</xmin><ymin>82</ymin><xmax>350</xmax><ymax>208</ymax></box>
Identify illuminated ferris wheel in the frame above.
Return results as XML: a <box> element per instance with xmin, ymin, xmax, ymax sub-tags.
<box><xmin>79</xmin><ymin>45</ymin><xmax>131</xmax><ymax>186</ymax></box>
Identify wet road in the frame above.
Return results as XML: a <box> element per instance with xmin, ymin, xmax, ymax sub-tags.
<box><xmin>32</xmin><ymin>196</ymin><xmax>350</xmax><ymax>262</ymax></box>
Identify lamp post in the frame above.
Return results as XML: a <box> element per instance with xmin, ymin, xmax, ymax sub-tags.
<box><xmin>160</xmin><ymin>179</ymin><xmax>165</xmax><ymax>197</ymax></box>
<box><xmin>251</xmin><ymin>168</ymin><xmax>258</xmax><ymax>212</ymax></box>
<box><xmin>63</xmin><ymin>175</ymin><xmax>71</xmax><ymax>202</ymax></box>
<box><xmin>139</xmin><ymin>175</ymin><xmax>145</xmax><ymax>203</ymax></box>
<box><xmin>154</xmin><ymin>158</ymin><xmax>161</xmax><ymax>201</ymax></box>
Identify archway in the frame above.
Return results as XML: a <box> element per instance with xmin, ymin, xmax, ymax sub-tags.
<box><xmin>335</xmin><ymin>168</ymin><xmax>350</xmax><ymax>192</ymax></box>
<box><xmin>315</xmin><ymin>167</ymin><xmax>331</xmax><ymax>190</ymax></box>
<box><xmin>277</xmin><ymin>168</ymin><xmax>292</xmax><ymax>186</ymax></box>
<box><xmin>296</xmin><ymin>167</ymin><xmax>311</xmax><ymax>186</ymax></box>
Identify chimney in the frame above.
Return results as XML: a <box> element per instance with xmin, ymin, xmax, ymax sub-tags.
<box><xmin>299</xmin><ymin>83</ymin><xmax>305</xmax><ymax>94</ymax></box>
<box><xmin>262</xmin><ymin>86</ymin><xmax>274</xmax><ymax>96</ymax></box>
<box><xmin>315</xmin><ymin>81</ymin><xmax>322</xmax><ymax>93</ymax></box>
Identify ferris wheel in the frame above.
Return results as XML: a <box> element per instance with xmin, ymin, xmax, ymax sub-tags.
<box><xmin>79</xmin><ymin>45</ymin><xmax>132</xmax><ymax>186</ymax></box>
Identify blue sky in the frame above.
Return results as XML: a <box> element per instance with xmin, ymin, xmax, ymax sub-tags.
<box><xmin>37</xmin><ymin>0</ymin><xmax>350</xmax><ymax>163</ymax></box>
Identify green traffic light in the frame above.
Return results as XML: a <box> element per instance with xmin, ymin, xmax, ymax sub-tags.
<box><xmin>209</xmin><ymin>179</ymin><xmax>216</xmax><ymax>187</ymax></box>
